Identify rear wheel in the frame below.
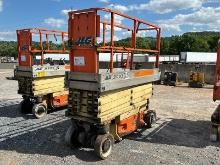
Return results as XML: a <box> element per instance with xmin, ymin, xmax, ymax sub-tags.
<box><xmin>94</xmin><ymin>134</ymin><xmax>114</xmax><ymax>159</ymax></box>
<box><xmin>32</xmin><ymin>103</ymin><xmax>47</xmax><ymax>119</ymax></box>
<box><xmin>20</xmin><ymin>99</ymin><xmax>33</xmax><ymax>114</ymax></box>
<box><xmin>65</xmin><ymin>122</ymin><xmax>81</xmax><ymax>147</ymax></box>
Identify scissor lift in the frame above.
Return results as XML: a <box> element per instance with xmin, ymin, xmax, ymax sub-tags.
<box><xmin>65</xmin><ymin>8</ymin><xmax>161</xmax><ymax>159</ymax></box>
<box><xmin>16</xmin><ymin>28</ymin><xmax>69</xmax><ymax>118</ymax></box>
<box><xmin>211</xmin><ymin>39</ymin><xmax>220</xmax><ymax>141</ymax></box>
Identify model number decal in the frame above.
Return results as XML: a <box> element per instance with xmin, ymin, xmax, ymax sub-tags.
<box><xmin>105</xmin><ymin>72</ymin><xmax>129</xmax><ymax>80</ymax></box>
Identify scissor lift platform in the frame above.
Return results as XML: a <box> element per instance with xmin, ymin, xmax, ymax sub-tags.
<box><xmin>65</xmin><ymin>8</ymin><xmax>161</xmax><ymax>159</ymax></box>
<box><xmin>16</xmin><ymin>28</ymin><xmax>69</xmax><ymax>118</ymax></box>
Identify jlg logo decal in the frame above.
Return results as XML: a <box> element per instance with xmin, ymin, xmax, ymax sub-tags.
<box><xmin>75</xmin><ymin>36</ymin><xmax>92</xmax><ymax>45</ymax></box>
<box><xmin>21</xmin><ymin>45</ymin><xmax>29</xmax><ymax>51</ymax></box>
<box><xmin>68</xmin><ymin>37</ymin><xmax>93</xmax><ymax>48</ymax></box>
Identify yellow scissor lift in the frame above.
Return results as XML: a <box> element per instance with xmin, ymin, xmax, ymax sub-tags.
<box><xmin>65</xmin><ymin>8</ymin><xmax>161</xmax><ymax>159</ymax></box>
<box><xmin>16</xmin><ymin>28</ymin><xmax>69</xmax><ymax>118</ymax></box>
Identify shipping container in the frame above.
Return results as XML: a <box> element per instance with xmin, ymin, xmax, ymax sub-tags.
<box><xmin>180</xmin><ymin>52</ymin><xmax>217</xmax><ymax>63</ymax></box>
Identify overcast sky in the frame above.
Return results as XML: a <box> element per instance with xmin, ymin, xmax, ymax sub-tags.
<box><xmin>0</xmin><ymin>0</ymin><xmax>219</xmax><ymax>41</ymax></box>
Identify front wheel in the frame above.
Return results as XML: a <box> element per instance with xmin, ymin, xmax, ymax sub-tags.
<box><xmin>144</xmin><ymin>111</ymin><xmax>156</xmax><ymax>128</ymax></box>
<box><xmin>94</xmin><ymin>134</ymin><xmax>114</xmax><ymax>160</ymax></box>
<box><xmin>32</xmin><ymin>103</ymin><xmax>47</xmax><ymax>119</ymax></box>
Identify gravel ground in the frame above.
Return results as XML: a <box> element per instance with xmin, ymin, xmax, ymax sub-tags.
<box><xmin>0</xmin><ymin>69</ymin><xmax>220</xmax><ymax>165</ymax></box>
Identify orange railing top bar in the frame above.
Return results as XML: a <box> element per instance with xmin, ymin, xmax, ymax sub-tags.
<box><xmin>17</xmin><ymin>28</ymin><xmax>68</xmax><ymax>36</ymax></box>
<box><xmin>98</xmin><ymin>46</ymin><xmax>160</xmax><ymax>53</ymax></box>
<box><xmin>17</xmin><ymin>28</ymin><xmax>68</xmax><ymax>66</ymax></box>
<box><xmin>101</xmin><ymin>21</ymin><xmax>133</xmax><ymax>31</ymax></box>
<box><xmin>70</xmin><ymin>8</ymin><xmax>160</xmax><ymax>29</ymax></box>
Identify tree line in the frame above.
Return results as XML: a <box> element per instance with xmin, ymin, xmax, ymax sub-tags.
<box><xmin>114</xmin><ymin>31</ymin><xmax>220</xmax><ymax>55</ymax></box>
<box><xmin>0</xmin><ymin>31</ymin><xmax>220</xmax><ymax>57</ymax></box>
<box><xmin>0</xmin><ymin>41</ymin><xmax>17</xmax><ymax>57</ymax></box>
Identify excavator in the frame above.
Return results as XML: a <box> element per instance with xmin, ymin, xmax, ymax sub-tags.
<box><xmin>211</xmin><ymin>39</ymin><xmax>220</xmax><ymax>141</ymax></box>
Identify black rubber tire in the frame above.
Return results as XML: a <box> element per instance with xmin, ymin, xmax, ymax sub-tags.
<box><xmin>32</xmin><ymin>103</ymin><xmax>47</xmax><ymax>119</ymax></box>
<box><xmin>48</xmin><ymin>95</ymin><xmax>56</xmax><ymax>110</ymax></box>
<box><xmin>210</xmin><ymin>125</ymin><xmax>218</xmax><ymax>142</ymax></box>
<box><xmin>65</xmin><ymin>122</ymin><xmax>81</xmax><ymax>147</ymax></box>
<box><xmin>20</xmin><ymin>99</ymin><xmax>33</xmax><ymax>114</ymax></box>
<box><xmin>145</xmin><ymin>111</ymin><xmax>156</xmax><ymax>128</ymax></box>
<box><xmin>94</xmin><ymin>134</ymin><xmax>114</xmax><ymax>160</ymax></box>
<box><xmin>96</xmin><ymin>125</ymin><xmax>110</xmax><ymax>134</ymax></box>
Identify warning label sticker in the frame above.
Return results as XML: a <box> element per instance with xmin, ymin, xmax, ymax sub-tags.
<box><xmin>74</xmin><ymin>56</ymin><xmax>85</xmax><ymax>66</ymax></box>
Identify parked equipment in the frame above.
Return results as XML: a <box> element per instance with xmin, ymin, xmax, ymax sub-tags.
<box><xmin>16</xmin><ymin>28</ymin><xmax>69</xmax><ymax>118</ymax></box>
<box><xmin>163</xmin><ymin>71</ymin><xmax>178</xmax><ymax>86</ymax></box>
<box><xmin>65</xmin><ymin>8</ymin><xmax>161</xmax><ymax>159</ymax></box>
<box><xmin>211</xmin><ymin>39</ymin><xmax>220</xmax><ymax>141</ymax></box>
<box><xmin>188</xmin><ymin>66</ymin><xmax>205</xmax><ymax>88</ymax></box>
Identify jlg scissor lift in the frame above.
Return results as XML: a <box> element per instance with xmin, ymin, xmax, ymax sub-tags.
<box><xmin>65</xmin><ymin>8</ymin><xmax>161</xmax><ymax>159</ymax></box>
<box><xmin>16</xmin><ymin>28</ymin><xmax>69</xmax><ymax>118</ymax></box>
<box><xmin>211</xmin><ymin>39</ymin><xmax>220</xmax><ymax>141</ymax></box>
